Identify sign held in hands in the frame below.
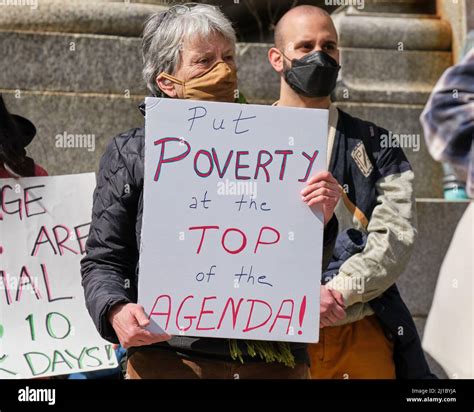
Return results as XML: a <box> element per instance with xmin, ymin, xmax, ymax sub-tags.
<box><xmin>139</xmin><ymin>98</ymin><xmax>328</xmax><ymax>343</ymax></box>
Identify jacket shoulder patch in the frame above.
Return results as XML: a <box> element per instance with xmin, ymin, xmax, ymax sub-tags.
<box><xmin>351</xmin><ymin>142</ymin><xmax>374</xmax><ymax>177</ymax></box>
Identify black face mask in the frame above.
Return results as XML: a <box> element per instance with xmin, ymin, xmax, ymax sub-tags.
<box><xmin>283</xmin><ymin>51</ymin><xmax>340</xmax><ymax>98</ymax></box>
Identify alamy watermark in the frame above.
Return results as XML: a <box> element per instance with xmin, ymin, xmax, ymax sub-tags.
<box><xmin>325</xmin><ymin>0</ymin><xmax>364</xmax><ymax>10</ymax></box>
<box><xmin>324</xmin><ymin>275</ymin><xmax>366</xmax><ymax>295</ymax></box>
<box><xmin>0</xmin><ymin>0</ymin><xmax>38</xmax><ymax>10</ymax></box>
<box><xmin>18</xmin><ymin>386</ymin><xmax>56</xmax><ymax>406</ymax></box>
<box><xmin>217</xmin><ymin>178</ymin><xmax>258</xmax><ymax>198</ymax></box>
<box><xmin>55</xmin><ymin>132</ymin><xmax>95</xmax><ymax>152</ymax></box>
<box><xmin>380</xmin><ymin>131</ymin><xmax>421</xmax><ymax>152</ymax></box>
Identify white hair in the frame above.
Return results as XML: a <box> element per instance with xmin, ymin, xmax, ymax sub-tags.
<box><xmin>142</xmin><ymin>3</ymin><xmax>237</xmax><ymax>97</ymax></box>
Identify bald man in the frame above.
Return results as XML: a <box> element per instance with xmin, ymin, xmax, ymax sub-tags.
<box><xmin>268</xmin><ymin>6</ymin><xmax>435</xmax><ymax>379</ymax></box>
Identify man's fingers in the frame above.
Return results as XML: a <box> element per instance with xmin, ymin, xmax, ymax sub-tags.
<box><xmin>320</xmin><ymin>314</ymin><xmax>337</xmax><ymax>327</ymax></box>
<box><xmin>122</xmin><ymin>333</ymin><xmax>171</xmax><ymax>349</ymax></box>
<box><xmin>130</xmin><ymin>326</ymin><xmax>155</xmax><ymax>340</ymax></box>
<box><xmin>301</xmin><ymin>181</ymin><xmax>338</xmax><ymax>196</ymax></box>
<box><xmin>303</xmin><ymin>188</ymin><xmax>339</xmax><ymax>203</ymax></box>
<box><xmin>320</xmin><ymin>317</ymin><xmax>332</xmax><ymax>328</ymax></box>
<box><xmin>325</xmin><ymin>312</ymin><xmax>340</xmax><ymax>325</ymax></box>
<box><xmin>129</xmin><ymin>326</ymin><xmax>170</xmax><ymax>344</ymax></box>
<box><xmin>332</xmin><ymin>305</ymin><xmax>346</xmax><ymax>321</ymax></box>
<box><xmin>307</xmin><ymin>195</ymin><xmax>338</xmax><ymax>207</ymax></box>
<box><xmin>131</xmin><ymin>305</ymin><xmax>150</xmax><ymax>328</ymax></box>
<box><xmin>111</xmin><ymin>303</ymin><xmax>172</xmax><ymax>349</ymax></box>
<box><xmin>330</xmin><ymin>290</ymin><xmax>346</xmax><ymax>308</ymax></box>
<box><xmin>307</xmin><ymin>171</ymin><xmax>338</xmax><ymax>186</ymax></box>
<box><xmin>302</xmin><ymin>183</ymin><xmax>340</xmax><ymax>198</ymax></box>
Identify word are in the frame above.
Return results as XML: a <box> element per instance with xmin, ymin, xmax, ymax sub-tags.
<box><xmin>30</xmin><ymin>223</ymin><xmax>90</xmax><ymax>256</ymax></box>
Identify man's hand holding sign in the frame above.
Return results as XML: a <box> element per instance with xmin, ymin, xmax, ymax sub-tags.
<box><xmin>108</xmin><ymin>303</ymin><xmax>171</xmax><ymax>349</ymax></box>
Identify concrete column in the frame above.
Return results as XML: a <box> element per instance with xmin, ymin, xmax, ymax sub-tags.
<box><xmin>436</xmin><ymin>0</ymin><xmax>470</xmax><ymax>62</ymax></box>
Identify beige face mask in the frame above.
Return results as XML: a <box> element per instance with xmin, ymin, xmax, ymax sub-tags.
<box><xmin>158</xmin><ymin>61</ymin><xmax>238</xmax><ymax>102</ymax></box>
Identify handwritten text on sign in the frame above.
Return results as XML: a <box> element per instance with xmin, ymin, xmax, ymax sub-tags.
<box><xmin>0</xmin><ymin>174</ymin><xmax>118</xmax><ymax>378</ymax></box>
<box><xmin>139</xmin><ymin>98</ymin><xmax>328</xmax><ymax>343</ymax></box>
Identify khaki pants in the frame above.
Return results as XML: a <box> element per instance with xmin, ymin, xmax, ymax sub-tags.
<box><xmin>309</xmin><ymin>315</ymin><xmax>396</xmax><ymax>379</ymax></box>
<box><xmin>127</xmin><ymin>347</ymin><xmax>311</xmax><ymax>379</ymax></box>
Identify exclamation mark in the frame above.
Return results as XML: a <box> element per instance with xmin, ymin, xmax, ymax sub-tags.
<box><xmin>297</xmin><ymin>296</ymin><xmax>306</xmax><ymax>335</ymax></box>
<box><xmin>105</xmin><ymin>344</ymin><xmax>115</xmax><ymax>365</ymax></box>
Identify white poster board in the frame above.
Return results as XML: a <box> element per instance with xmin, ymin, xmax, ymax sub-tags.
<box><xmin>0</xmin><ymin>173</ymin><xmax>118</xmax><ymax>378</ymax></box>
<box><xmin>139</xmin><ymin>98</ymin><xmax>328</xmax><ymax>343</ymax></box>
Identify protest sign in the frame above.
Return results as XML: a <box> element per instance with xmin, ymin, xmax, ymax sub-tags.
<box><xmin>0</xmin><ymin>173</ymin><xmax>118</xmax><ymax>378</ymax></box>
<box><xmin>139</xmin><ymin>98</ymin><xmax>328</xmax><ymax>343</ymax></box>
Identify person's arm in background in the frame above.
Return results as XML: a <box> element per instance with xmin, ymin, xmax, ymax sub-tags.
<box><xmin>81</xmin><ymin>132</ymin><xmax>170</xmax><ymax>348</ymax></box>
<box><xmin>325</xmin><ymin>146</ymin><xmax>417</xmax><ymax>311</ymax></box>
<box><xmin>420</xmin><ymin>50</ymin><xmax>474</xmax><ymax>197</ymax></box>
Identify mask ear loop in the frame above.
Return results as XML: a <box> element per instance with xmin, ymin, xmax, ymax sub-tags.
<box><xmin>280</xmin><ymin>50</ymin><xmax>290</xmax><ymax>60</ymax></box>
<box><xmin>157</xmin><ymin>72</ymin><xmax>184</xmax><ymax>86</ymax></box>
<box><xmin>279</xmin><ymin>50</ymin><xmax>296</xmax><ymax>75</ymax></box>
<box><xmin>157</xmin><ymin>72</ymin><xmax>185</xmax><ymax>97</ymax></box>
<box><xmin>279</xmin><ymin>49</ymin><xmax>293</xmax><ymax>63</ymax></box>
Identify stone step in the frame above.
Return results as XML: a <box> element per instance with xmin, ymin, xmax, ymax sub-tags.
<box><xmin>333</xmin><ymin>13</ymin><xmax>452</xmax><ymax>51</ymax></box>
<box><xmin>0</xmin><ymin>31</ymin><xmax>280</xmax><ymax>99</ymax></box>
<box><xmin>0</xmin><ymin>29</ymin><xmax>452</xmax><ymax>106</ymax></box>
<box><xmin>0</xmin><ymin>0</ymin><xmax>166</xmax><ymax>37</ymax></box>
<box><xmin>353</xmin><ymin>0</ymin><xmax>436</xmax><ymax>14</ymax></box>
<box><xmin>334</xmin><ymin>82</ymin><xmax>433</xmax><ymax>106</ymax></box>
<box><xmin>0</xmin><ymin>0</ymin><xmax>342</xmax><ymax>43</ymax></box>
<box><xmin>338</xmin><ymin>48</ymin><xmax>452</xmax><ymax>96</ymax></box>
<box><xmin>0</xmin><ymin>30</ymin><xmax>146</xmax><ymax>95</ymax></box>
<box><xmin>332</xmin><ymin>7</ymin><xmax>453</xmax><ymax>107</ymax></box>
<box><xmin>0</xmin><ymin>30</ymin><xmax>279</xmax><ymax>102</ymax></box>
<box><xmin>335</xmin><ymin>102</ymin><xmax>444</xmax><ymax>198</ymax></box>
